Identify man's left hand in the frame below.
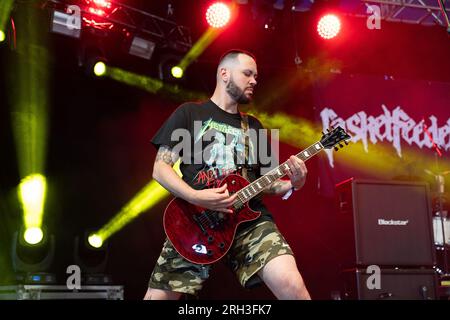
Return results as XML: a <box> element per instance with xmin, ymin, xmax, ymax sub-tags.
<box><xmin>285</xmin><ymin>155</ymin><xmax>307</xmax><ymax>190</ymax></box>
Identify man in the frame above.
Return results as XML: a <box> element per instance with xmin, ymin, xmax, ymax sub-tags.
<box><xmin>144</xmin><ymin>49</ymin><xmax>310</xmax><ymax>300</ymax></box>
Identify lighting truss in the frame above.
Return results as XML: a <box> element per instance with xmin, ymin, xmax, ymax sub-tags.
<box><xmin>341</xmin><ymin>0</ymin><xmax>450</xmax><ymax>27</ymax></box>
<box><xmin>45</xmin><ymin>0</ymin><xmax>192</xmax><ymax>52</ymax></box>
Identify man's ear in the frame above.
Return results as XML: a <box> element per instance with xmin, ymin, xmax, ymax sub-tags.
<box><xmin>220</xmin><ymin>68</ymin><xmax>228</xmax><ymax>82</ymax></box>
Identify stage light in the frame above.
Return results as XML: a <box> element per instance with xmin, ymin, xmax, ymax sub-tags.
<box><xmin>51</xmin><ymin>9</ymin><xmax>81</xmax><ymax>39</ymax></box>
<box><xmin>206</xmin><ymin>2</ymin><xmax>231</xmax><ymax>28</ymax></box>
<box><xmin>18</xmin><ymin>174</ymin><xmax>47</xmax><ymax>230</ymax></box>
<box><xmin>94</xmin><ymin>61</ymin><xmax>106</xmax><ymax>76</ymax></box>
<box><xmin>74</xmin><ymin>234</ymin><xmax>111</xmax><ymax>284</ymax></box>
<box><xmin>11</xmin><ymin>6</ymin><xmax>50</xmax><ymax>251</ymax></box>
<box><xmin>12</xmin><ymin>229</ymin><xmax>56</xmax><ymax>284</ymax></box>
<box><xmin>92</xmin><ymin>0</ymin><xmax>112</xmax><ymax>9</ymax></box>
<box><xmin>129</xmin><ymin>36</ymin><xmax>156</xmax><ymax>60</ymax></box>
<box><xmin>24</xmin><ymin>227</ymin><xmax>44</xmax><ymax>245</ymax></box>
<box><xmin>0</xmin><ymin>29</ymin><xmax>5</xmax><ymax>42</ymax></box>
<box><xmin>171</xmin><ymin>66</ymin><xmax>183</xmax><ymax>79</ymax></box>
<box><xmin>88</xmin><ymin>233</ymin><xmax>103</xmax><ymax>249</ymax></box>
<box><xmin>88</xmin><ymin>7</ymin><xmax>106</xmax><ymax>16</ymax></box>
<box><xmin>158</xmin><ymin>54</ymin><xmax>184</xmax><ymax>82</ymax></box>
<box><xmin>85</xmin><ymin>0</ymin><xmax>112</xmax><ymax>17</ymax></box>
<box><xmin>317</xmin><ymin>14</ymin><xmax>341</xmax><ymax>39</ymax></box>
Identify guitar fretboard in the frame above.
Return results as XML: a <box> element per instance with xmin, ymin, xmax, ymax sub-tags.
<box><xmin>235</xmin><ymin>141</ymin><xmax>324</xmax><ymax>205</ymax></box>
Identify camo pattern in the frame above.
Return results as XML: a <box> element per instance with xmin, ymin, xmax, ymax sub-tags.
<box><xmin>227</xmin><ymin>221</ymin><xmax>293</xmax><ymax>288</ymax></box>
<box><xmin>148</xmin><ymin>221</ymin><xmax>293</xmax><ymax>295</ymax></box>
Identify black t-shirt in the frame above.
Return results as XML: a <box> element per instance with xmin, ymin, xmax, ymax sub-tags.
<box><xmin>151</xmin><ymin>99</ymin><xmax>275</xmax><ymax>228</ymax></box>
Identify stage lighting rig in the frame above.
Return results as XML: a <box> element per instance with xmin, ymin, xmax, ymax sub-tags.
<box><xmin>11</xmin><ymin>227</ymin><xmax>56</xmax><ymax>285</ymax></box>
<box><xmin>74</xmin><ymin>232</ymin><xmax>112</xmax><ymax>285</ymax></box>
<box><xmin>46</xmin><ymin>0</ymin><xmax>192</xmax><ymax>79</ymax></box>
<box><xmin>47</xmin><ymin>0</ymin><xmax>191</xmax><ymax>51</ymax></box>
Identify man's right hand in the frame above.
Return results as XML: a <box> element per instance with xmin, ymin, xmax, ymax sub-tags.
<box><xmin>188</xmin><ymin>184</ymin><xmax>238</xmax><ymax>213</ymax></box>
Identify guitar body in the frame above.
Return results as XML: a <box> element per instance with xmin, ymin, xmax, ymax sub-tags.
<box><xmin>163</xmin><ymin>174</ymin><xmax>261</xmax><ymax>264</ymax></box>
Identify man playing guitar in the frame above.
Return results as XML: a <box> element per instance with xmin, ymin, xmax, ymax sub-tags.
<box><xmin>144</xmin><ymin>49</ymin><xmax>311</xmax><ymax>300</ymax></box>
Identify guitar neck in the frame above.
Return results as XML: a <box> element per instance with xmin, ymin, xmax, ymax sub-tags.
<box><xmin>236</xmin><ymin>141</ymin><xmax>324</xmax><ymax>203</ymax></box>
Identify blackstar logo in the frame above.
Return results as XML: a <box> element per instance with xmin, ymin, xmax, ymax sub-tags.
<box><xmin>378</xmin><ymin>219</ymin><xmax>409</xmax><ymax>226</ymax></box>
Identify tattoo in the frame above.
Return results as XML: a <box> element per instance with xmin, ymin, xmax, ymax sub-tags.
<box><xmin>155</xmin><ymin>145</ymin><xmax>178</xmax><ymax>166</ymax></box>
<box><xmin>264</xmin><ymin>180</ymin><xmax>286</xmax><ymax>195</ymax></box>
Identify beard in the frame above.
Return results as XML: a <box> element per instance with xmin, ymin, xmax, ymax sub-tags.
<box><xmin>226</xmin><ymin>77</ymin><xmax>252</xmax><ymax>104</ymax></box>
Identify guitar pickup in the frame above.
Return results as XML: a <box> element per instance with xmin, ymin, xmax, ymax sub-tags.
<box><xmin>193</xmin><ymin>214</ymin><xmax>208</xmax><ymax>235</ymax></box>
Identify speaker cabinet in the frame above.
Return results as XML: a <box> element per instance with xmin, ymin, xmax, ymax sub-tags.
<box><xmin>342</xmin><ymin>268</ymin><xmax>438</xmax><ymax>300</ymax></box>
<box><xmin>335</xmin><ymin>179</ymin><xmax>435</xmax><ymax>267</ymax></box>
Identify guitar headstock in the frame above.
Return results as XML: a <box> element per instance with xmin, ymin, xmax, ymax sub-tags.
<box><xmin>320</xmin><ymin>126</ymin><xmax>351</xmax><ymax>151</ymax></box>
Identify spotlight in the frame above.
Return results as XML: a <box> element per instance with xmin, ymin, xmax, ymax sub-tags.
<box><xmin>171</xmin><ymin>66</ymin><xmax>183</xmax><ymax>79</ymax></box>
<box><xmin>206</xmin><ymin>2</ymin><xmax>231</xmax><ymax>28</ymax></box>
<box><xmin>78</xmin><ymin>45</ymin><xmax>108</xmax><ymax>77</ymax></box>
<box><xmin>0</xmin><ymin>30</ymin><xmax>5</xmax><ymax>42</ymax></box>
<box><xmin>158</xmin><ymin>53</ymin><xmax>184</xmax><ymax>83</ymax></box>
<box><xmin>91</xmin><ymin>0</ymin><xmax>112</xmax><ymax>9</ymax></box>
<box><xmin>317</xmin><ymin>14</ymin><xmax>341</xmax><ymax>39</ymax></box>
<box><xmin>23</xmin><ymin>227</ymin><xmax>44</xmax><ymax>245</ymax></box>
<box><xmin>129</xmin><ymin>36</ymin><xmax>156</xmax><ymax>60</ymax></box>
<box><xmin>93</xmin><ymin>61</ymin><xmax>107</xmax><ymax>76</ymax></box>
<box><xmin>74</xmin><ymin>233</ymin><xmax>111</xmax><ymax>285</ymax></box>
<box><xmin>51</xmin><ymin>9</ymin><xmax>81</xmax><ymax>39</ymax></box>
<box><xmin>12</xmin><ymin>228</ymin><xmax>56</xmax><ymax>284</ymax></box>
<box><xmin>85</xmin><ymin>0</ymin><xmax>113</xmax><ymax>17</ymax></box>
<box><xmin>88</xmin><ymin>233</ymin><xmax>103</xmax><ymax>249</ymax></box>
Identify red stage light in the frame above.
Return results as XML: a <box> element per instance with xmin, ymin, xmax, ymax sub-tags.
<box><xmin>82</xmin><ymin>0</ymin><xmax>116</xmax><ymax>28</ymax></box>
<box><xmin>317</xmin><ymin>14</ymin><xmax>341</xmax><ymax>39</ymax></box>
<box><xmin>88</xmin><ymin>7</ymin><xmax>106</xmax><ymax>16</ymax></box>
<box><xmin>84</xmin><ymin>0</ymin><xmax>113</xmax><ymax>17</ymax></box>
<box><xmin>93</xmin><ymin>0</ymin><xmax>112</xmax><ymax>9</ymax></box>
<box><xmin>206</xmin><ymin>2</ymin><xmax>231</xmax><ymax>28</ymax></box>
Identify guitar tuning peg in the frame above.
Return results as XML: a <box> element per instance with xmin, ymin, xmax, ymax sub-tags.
<box><xmin>339</xmin><ymin>143</ymin><xmax>343</xmax><ymax>148</ymax></box>
<box><xmin>330</xmin><ymin>125</ymin><xmax>334</xmax><ymax>129</ymax></box>
<box><xmin>322</xmin><ymin>132</ymin><xmax>325</xmax><ymax>135</ymax></box>
<box><xmin>327</xmin><ymin>128</ymin><xmax>330</xmax><ymax>132</ymax></box>
<box><xmin>334</xmin><ymin>146</ymin><xmax>338</xmax><ymax>152</ymax></box>
<box><xmin>345</xmin><ymin>141</ymin><xmax>349</xmax><ymax>145</ymax></box>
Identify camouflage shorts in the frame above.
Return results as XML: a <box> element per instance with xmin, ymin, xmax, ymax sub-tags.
<box><xmin>148</xmin><ymin>220</ymin><xmax>293</xmax><ymax>296</ymax></box>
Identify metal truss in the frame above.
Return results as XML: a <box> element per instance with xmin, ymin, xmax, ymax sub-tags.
<box><xmin>341</xmin><ymin>0</ymin><xmax>450</xmax><ymax>27</ymax></box>
<box><xmin>46</xmin><ymin>0</ymin><xmax>192</xmax><ymax>52</ymax></box>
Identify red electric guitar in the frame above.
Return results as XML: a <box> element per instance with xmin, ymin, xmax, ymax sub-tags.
<box><xmin>163</xmin><ymin>126</ymin><xmax>351</xmax><ymax>264</ymax></box>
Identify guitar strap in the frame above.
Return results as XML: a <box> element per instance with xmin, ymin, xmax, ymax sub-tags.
<box><xmin>240</xmin><ymin>112</ymin><xmax>249</xmax><ymax>180</ymax></box>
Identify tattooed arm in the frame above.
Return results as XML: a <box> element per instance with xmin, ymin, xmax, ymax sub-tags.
<box><xmin>263</xmin><ymin>179</ymin><xmax>293</xmax><ymax>196</ymax></box>
<box><xmin>152</xmin><ymin>145</ymin><xmax>193</xmax><ymax>200</ymax></box>
<box><xmin>152</xmin><ymin>145</ymin><xmax>236</xmax><ymax>213</ymax></box>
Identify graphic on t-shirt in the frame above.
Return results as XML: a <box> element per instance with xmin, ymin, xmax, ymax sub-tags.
<box><xmin>205</xmin><ymin>132</ymin><xmax>238</xmax><ymax>172</ymax></box>
<box><xmin>193</xmin><ymin>118</ymin><xmax>255</xmax><ymax>187</ymax></box>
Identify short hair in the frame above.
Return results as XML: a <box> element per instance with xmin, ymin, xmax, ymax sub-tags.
<box><xmin>218</xmin><ymin>49</ymin><xmax>256</xmax><ymax>67</ymax></box>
